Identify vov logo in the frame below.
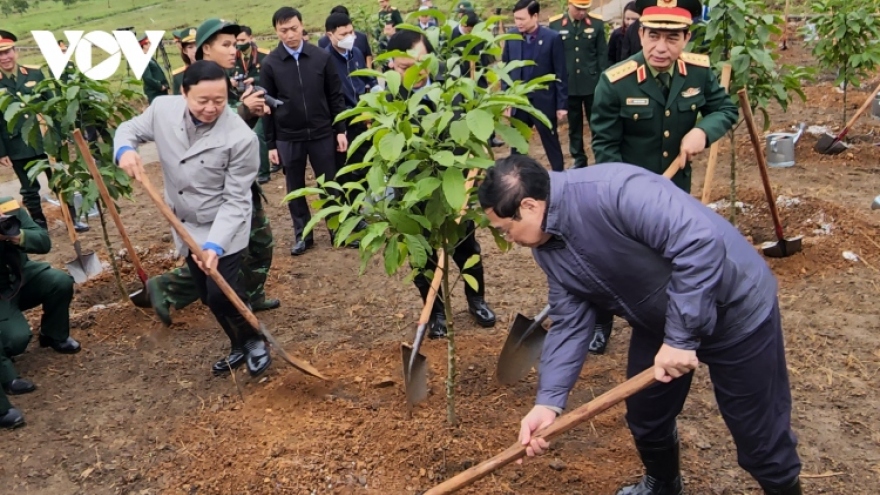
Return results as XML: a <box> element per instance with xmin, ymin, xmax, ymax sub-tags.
<box><xmin>31</xmin><ymin>30</ymin><xmax>165</xmax><ymax>81</ymax></box>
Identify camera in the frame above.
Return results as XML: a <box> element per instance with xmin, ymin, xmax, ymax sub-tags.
<box><xmin>233</xmin><ymin>74</ymin><xmax>284</xmax><ymax>109</ymax></box>
<box><xmin>0</xmin><ymin>214</ymin><xmax>21</xmax><ymax>238</ymax></box>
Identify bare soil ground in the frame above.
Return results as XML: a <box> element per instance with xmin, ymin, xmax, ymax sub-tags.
<box><xmin>1</xmin><ymin>39</ymin><xmax>879</xmax><ymax>494</ymax></box>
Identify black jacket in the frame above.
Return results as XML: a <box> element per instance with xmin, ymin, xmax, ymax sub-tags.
<box><xmin>260</xmin><ymin>41</ymin><xmax>346</xmax><ymax>147</ymax></box>
<box><xmin>326</xmin><ymin>45</ymin><xmax>376</xmax><ymax>109</ymax></box>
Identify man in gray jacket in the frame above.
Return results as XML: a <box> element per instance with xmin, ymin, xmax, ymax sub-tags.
<box><xmin>478</xmin><ymin>155</ymin><xmax>802</xmax><ymax>495</ymax></box>
<box><xmin>114</xmin><ymin>61</ymin><xmax>271</xmax><ymax>378</ymax></box>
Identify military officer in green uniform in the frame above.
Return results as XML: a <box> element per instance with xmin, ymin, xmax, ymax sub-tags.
<box><xmin>587</xmin><ymin>0</ymin><xmax>737</xmax><ymax>358</ymax></box>
<box><xmin>171</xmin><ymin>27</ymin><xmax>197</xmax><ymax>95</ymax></box>
<box><xmin>233</xmin><ymin>25</ymin><xmax>276</xmax><ymax>183</ymax></box>
<box><xmin>143</xmin><ymin>18</ymin><xmax>279</xmax><ymax>327</ymax></box>
<box><xmin>549</xmin><ymin>0</ymin><xmax>608</xmax><ymax>168</ymax></box>
<box><xmin>375</xmin><ymin>0</ymin><xmax>404</xmax><ymax>41</ymax></box>
<box><xmin>0</xmin><ymin>197</ymin><xmax>81</xmax><ymax>397</ymax></box>
<box><xmin>138</xmin><ymin>34</ymin><xmax>169</xmax><ymax>103</ymax></box>
<box><xmin>0</xmin><ymin>31</ymin><xmax>89</xmax><ymax>232</ymax></box>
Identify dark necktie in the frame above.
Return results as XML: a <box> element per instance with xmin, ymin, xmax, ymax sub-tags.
<box><xmin>657</xmin><ymin>72</ymin><xmax>671</xmax><ymax>99</ymax></box>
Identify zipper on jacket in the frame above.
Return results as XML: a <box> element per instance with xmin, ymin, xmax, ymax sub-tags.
<box><xmin>294</xmin><ymin>57</ymin><xmax>311</xmax><ymax>140</ymax></box>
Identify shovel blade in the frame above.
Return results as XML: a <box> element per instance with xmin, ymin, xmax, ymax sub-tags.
<box><xmin>258</xmin><ymin>323</ymin><xmax>327</xmax><ymax>380</ymax></box>
<box><xmin>64</xmin><ymin>260</ymin><xmax>88</xmax><ymax>284</ymax></box>
<box><xmin>871</xmin><ymin>195</ymin><xmax>880</xmax><ymax>210</ymax></box>
<box><xmin>401</xmin><ymin>343</ymin><xmax>428</xmax><ymax>406</ymax></box>
<box><xmin>496</xmin><ymin>312</ymin><xmax>547</xmax><ymax>385</ymax></box>
<box><xmin>814</xmin><ymin>134</ymin><xmax>847</xmax><ymax>155</ymax></box>
<box><xmin>129</xmin><ymin>285</ymin><xmax>151</xmax><ymax>308</ymax></box>
<box><xmin>762</xmin><ymin>236</ymin><xmax>803</xmax><ymax>258</ymax></box>
<box><xmin>66</xmin><ymin>250</ymin><xmax>102</xmax><ymax>283</ymax></box>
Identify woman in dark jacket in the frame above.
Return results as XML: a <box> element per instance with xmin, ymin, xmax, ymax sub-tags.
<box><xmin>608</xmin><ymin>2</ymin><xmax>641</xmax><ymax>65</ymax></box>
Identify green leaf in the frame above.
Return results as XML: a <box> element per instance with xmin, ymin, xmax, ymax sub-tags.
<box><xmin>378</xmin><ymin>132</ymin><xmax>405</xmax><ymax>161</ymax></box>
<box><xmin>462</xmin><ymin>273</ymin><xmax>480</xmax><ymax>292</ymax></box>
<box><xmin>431</xmin><ymin>150</ymin><xmax>455</xmax><ymax>167</ymax></box>
<box><xmin>334</xmin><ymin>216</ymin><xmax>363</xmax><ymax>248</ymax></box>
<box><xmin>466</xmin><ymin>108</ymin><xmax>494</xmax><ymax>140</ymax></box>
<box><xmin>494</xmin><ymin>122</ymin><xmax>530</xmax><ymax>154</ymax></box>
<box><xmin>442</xmin><ymin>166</ymin><xmax>466</xmax><ymax>210</ymax></box>
<box><xmin>404</xmin><ymin>234</ymin><xmax>428</xmax><ymax>268</ymax></box>
<box><xmin>383</xmin><ymin>237</ymin><xmax>401</xmax><ymax>275</ymax></box>
<box><xmin>66</xmin><ymin>86</ymin><xmax>80</xmax><ymax>100</ymax></box>
<box><xmin>449</xmin><ymin>119</ymin><xmax>470</xmax><ymax>145</ymax></box>
<box><xmin>361</xmin><ymin>221</ymin><xmax>389</xmax><ymax>250</ymax></box>
<box><xmin>415</xmin><ymin>177</ymin><xmax>441</xmax><ymax>199</ymax></box>
<box><xmin>386</xmin><ymin>209</ymin><xmax>423</xmax><ymax>235</ymax></box>
<box><xmin>384</xmin><ymin>70</ymin><xmax>402</xmax><ymax>95</ymax></box>
<box><xmin>462</xmin><ymin>254</ymin><xmax>480</xmax><ymax>270</ymax></box>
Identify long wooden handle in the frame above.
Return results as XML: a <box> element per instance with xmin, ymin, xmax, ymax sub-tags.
<box><xmin>138</xmin><ymin>173</ymin><xmax>262</xmax><ymax>331</ymax></box>
<box><xmin>836</xmin><ymin>78</ymin><xmax>880</xmax><ymax>140</ymax></box>
<box><xmin>662</xmin><ymin>152</ymin><xmax>687</xmax><ymax>179</ymax></box>
<box><xmin>56</xmin><ymin>189</ymin><xmax>79</xmax><ymax>245</ymax></box>
<box><xmin>738</xmin><ymin>89</ymin><xmax>785</xmax><ymax>242</ymax></box>
<box><xmin>700</xmin><ymin>63</ymin><xmax>732</xmax><ymax>204</ymax></box>
<box><xmin>424</xmin><ymin>368</ymin><xmax>657</xmax><ymax>494</ymax></box>
<box><xmin>73</xmin><ymin>130</ymin><xmax>148</xmax><ymax>283</ymax></box>
<box><xmin>417</xmin><ymin>168</ymin><xmax>481</xmax><ymax>325</ymax></box>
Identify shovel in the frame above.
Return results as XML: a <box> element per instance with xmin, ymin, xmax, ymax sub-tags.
<box><xmin>701</xmin><ymin>63</ymin><xmax>732</xmax><ymax>204</ymax></box>
<box><xmin>814</xmin><ymin>79</ymin><xmax>880</xmax><ymax>155</ymax></box>
<box><xmin>401</xmin><ymin>253</ymin><xmax>446</xmax><ymax>407</ymax></box>
<box><xmin>137</xmin><ymin>172</ymin><xmax>327</xmax><ymax>380</ymax></box>
<box><xmin>72</xmin><ymin>130</ymin><xmax>150</xmax><ymax>307</ymax></box>
<box><xmin>871</xmin><ymin>195</ymin><xmax>880</xmax><ymax>210</ymax></box>
<box><xmin>495</xmin><ymin>304</ymin><xmax>551</xmax><ymax>385</ymax></box>
<box><xmin>739</xmin><ymin>89</ymin><xmax>803</xmax><ymax>258</ymax></box>
<box><xmin>423</xmin><ymin>368</ymin><xmax>658</xmax><ymax>495</ymax></box>
<box><xmin>401</xmin><ymin>168</ymin><xmax>480</xmax><ymax>407</ymax></box>
<box><xmin>58</xmin><ymin>190</ymin><xmax>103</xmax><ymax>284</ymax></box>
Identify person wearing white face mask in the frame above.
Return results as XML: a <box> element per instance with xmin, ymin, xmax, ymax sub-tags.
<box><xmin>324</xmin><ymin>12</ymin><xmax>377</xmax><ymax>200</ymax></box>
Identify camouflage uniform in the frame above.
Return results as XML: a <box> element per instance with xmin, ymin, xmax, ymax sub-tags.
<box><xmin>147</xmin><ymin>183</ymin><xmax>276</xmax><ymax>325</ymax></box>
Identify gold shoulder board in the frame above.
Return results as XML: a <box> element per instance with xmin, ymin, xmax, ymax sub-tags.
<box><xmin>549</xmin><ymin>14</ymin><xmax>564</xmax><ymax>22</ymax></box>
<box><xmin>679</xmin><ymin>52</ymin><xmax>710</xmax><ymax>68</ymax></box>
<box><xmin>588</xmin><ymin>12</ymin><xmax>603</xmax><ymax>20</ymax></box>
<box><xmin>605</xmin><ymin>60</ymin><xmax>638</xmax><ymax>83</ymax></box>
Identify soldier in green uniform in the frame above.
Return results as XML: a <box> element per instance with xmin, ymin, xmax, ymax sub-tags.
<box><xmin>587</xmin><ymin>0</ymin><xmax>737</xmax><ymax>359</ymax></box>
<box><xmin>138</xmin><ymin>34</ymin><xmax>169</xmax><ymax>104</ymax></box>
<box><xmin>171</xmin><ymin>27</ymin><xmax>197</xmax><ymax>95</ymax></box>
<box><xmin>233</xmin><ymin>25</ymin><xmax>276</xmax><ymax>183</ymax></box>
<box><xmin>549</xmin><ymin>0</ymin><xmax>608</xmax><ymax>169</ymax></box>
<box><xmin>0</xmin><ymin>31</ymin><xmax>88</xmax><ymax>232</ymax></box>
<box><xmin>144</xmin><ymin>18</ymin><xmax>280</xmax><ymax>327</ymax></box>
<box><xmin>375</xmin><ymin>0</ymin><xmax>404</xmax><ymax>42</ymax></box>
<box><xmin>0</xmin><ymin>197</ymin><xmax>81</xmax><ymax>397</ymax></box>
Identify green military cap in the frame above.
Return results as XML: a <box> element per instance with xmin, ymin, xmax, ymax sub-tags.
<box><xmin>171</xmin><ymin>29</ymin><xmax>183</xmax><ymax>41</ymax></box>
<box><xmin>569</xmin><ymin>0</ymin><xmax>592</xmax><ymax>9</ymax></box>
<box><xmin>180</xmin><ymin>27</ymin><xmax>197</xmax><ymax>44</ymax></box>
<box><xmin>635</xmin><ymin>0</ymin><xmax>702</xmax><ymax>30</ymax></box>
<box><xmin>0</xmin><ymin>30</ymin><xmax>16</xmax><ymax>51</ymax></box>
<box><xmin>137</xmin><ymin>32</ymin><xmax>152</xmax><ymax>47</ymax></box>
<box><xmin>456</xmin><ymin>0</ymin><xmax>474</xmax><ymax>13</ymax></box>
<box><xmin>195</xmin><ymin>18</ymin><xmax>241</xmax><ymax>60</ymax></box>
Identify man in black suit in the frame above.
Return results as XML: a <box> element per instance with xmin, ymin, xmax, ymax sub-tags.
<box><xmin>501</xmin><ymin>0</ymin><xmax>568</xmax><ymax>171</ymax></box>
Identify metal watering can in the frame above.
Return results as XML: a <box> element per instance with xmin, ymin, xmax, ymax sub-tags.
<box><xmin>766</xmin><ymin>123</ymin><xmax>806</xmax><ymax>168</ymax></box>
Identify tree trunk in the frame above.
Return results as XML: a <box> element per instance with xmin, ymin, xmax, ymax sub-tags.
<box><xmin>728</xmin><ymin>131</ymin><xmax>737</xmax><ymax>225</ymax></box>
<box><xmin>97</xmin><ymin>199</ymin><xmax>128</xmax><ymax>302</ymax></box>
<box><xmin>441</xmin><ymin>245</ymin><xmax>457</xmax><ymax>425</ymax></box>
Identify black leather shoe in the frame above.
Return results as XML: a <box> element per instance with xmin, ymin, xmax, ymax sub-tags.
<box><xmin>244</xmin><ymin>338</ymin><xmax>271</xmax><ymax>376</ymax></box>
<box><xmin>427</xmin><ymin>310</ymin><xmax>447</xmax><ymax>339</ymax></box>
<box><xmin>290</xmin><ymin>239</ymin><xmax>315</xmax><ymax>256</ymax></box>
<box><xmin>0</xmin><ymin>408</ymin><xmax>25</xmax><ymax>429</ymax></box>
<box><xmin>467</xmin><ymin>297</ymin><xmax>496</xmax><ymax>327</ymax></box>
<box><xmin>3</xmin><ymin>378</ymin><xmax>36</xmax><ymax>395</ymax></box>
<box><xmin>257</xmin><ymin>175</ymin><xmax>271</xmax><ymax>184</ymax></box>
<box><xmin>269</xmin><ymin>164</ymin><xmax>282</xmax><ymax>174</ymax></box>
<box><xmin>73</xmin><ymin>220</ymin><xmax>90</xmax><ymax>233</ymax></box>
<box><xmin>251</xmin><ymin>297</ymin><xmax>281</xmax><ymax>312</ymax></box>
<box><xmin>762</xmin><ymin>478</ymin><xmax>802</xmax><ymax>495</ymax></box>
<box><xmin>211</xmin><ymin>348</ymin><xmax>247</xmax><ymax>376</ymax></box>
<box><xmin>588</xmin><ymin>321</ymin><xmax>613</xmax><ymax>355</ymax></box>
<box><xmin>39</xmin><ymin>335</ymin><xmax>81</xmax><ymax>354</ymax></box>
<box><xmin>616</xmin><ymin>475</ymin><xmax>683</xmax><ymax>495</ymax></box>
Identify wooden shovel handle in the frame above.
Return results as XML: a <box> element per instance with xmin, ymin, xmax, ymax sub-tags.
<box><xmin>56</xmin><ymin>189</ymin><xmax>79</xmax><ymax>245</ymax></box>
<box><xmin>424</xmin><ymin>368</ymin><xmax>657</xmax><ymax>494</ymax></box>
<box><xmin>138</xmin><ymin>173</ymin><xmax>262</xmax><ymax>331</ymax></box>
<box><xmin>738</xmin><ymin>89</ymin><xmax>785</xmax><ymax>242</ymax></box>
<box><xmin>417</xmin><ymin>168</ymin><xmax>481</xmax><ymax>325</ymax></box>
<box><xmin>835</xmin><ymin>78</ymin><xmax>880</xmax><ymax>140</ymax></box>
<box><xmin>72</xmin><ymin>130</ymin><xmax>148</xmax><ymax>283</ymax></box>
<box><xmin>662</xmin><ymin>152</ymin><xmax>687</xmax><ymax>179</ymax></box>
<box><xmin>700</xmin><ymin>63</ymin><xmax>732</xmax><ymax>205</ymax></box>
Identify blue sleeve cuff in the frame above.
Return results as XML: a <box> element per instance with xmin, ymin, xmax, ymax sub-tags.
<box><xmin>202</xmin><ymin>242</ymin><xmax>225</xmax><ymax>256</ymax></box>
<box><xmin>115</xmin><ymin>146</ymin><xmax>135</xmax><ymax>164</ymax></box>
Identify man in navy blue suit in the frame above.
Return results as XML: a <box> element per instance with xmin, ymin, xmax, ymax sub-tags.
<box><xmin>502</xmin><ymin>0</ymin><xmax>569</xmax><ymax>171</ymax></box>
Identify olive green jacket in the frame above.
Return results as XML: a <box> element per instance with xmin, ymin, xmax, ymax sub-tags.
<box><xmin>142</xmin><ymin>59</ymin><xmax>169</xmax><ymax>103</ymax></box>
<box><xmin>0</xmin><ymin>65</ymin><xmax>51</xmax><ymax>160</ymax></box>
<box><xmin>0</xmin><ymin>197</ymin><xmax>52</xmax><ymax>309</ymax></box>
<box><xmin>591</xmin><ymin>51</ymin><xmax>738</xmax><ymax>192</ymax></box>
<box><xmin>548</xmin><ymin>11</ymin><xmax>608</xmax><ymax>96</ymax></box>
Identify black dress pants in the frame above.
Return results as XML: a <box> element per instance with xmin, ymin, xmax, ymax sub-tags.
<box><xmin>510</xmin><ymin>109</ymin><xmax>565</xmax><ymax>172</ymax></box>
<box><xmin>185</xmin><ymin>249</ymin><xmax>259</xmax><ymax>342</ymax></box>
<box><xmin>277</xmin><ymin>136</ymin><xmax>338</xmax><ymax>242</ymax></box>
<box><xmin>624</xmin><ymin>301</ymin><xmax>801</xmax><ymax>487</ymax></box>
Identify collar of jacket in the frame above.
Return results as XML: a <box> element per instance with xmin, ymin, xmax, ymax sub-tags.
<box><xmin>542</xmin><ymin>171</ymin><xmax>568</xmax><ymax>237</ymax></box>
<box><xmin>277</xmin><ymin>41</ymin><xmax>314</xmax><ymax>60</ymax></box>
